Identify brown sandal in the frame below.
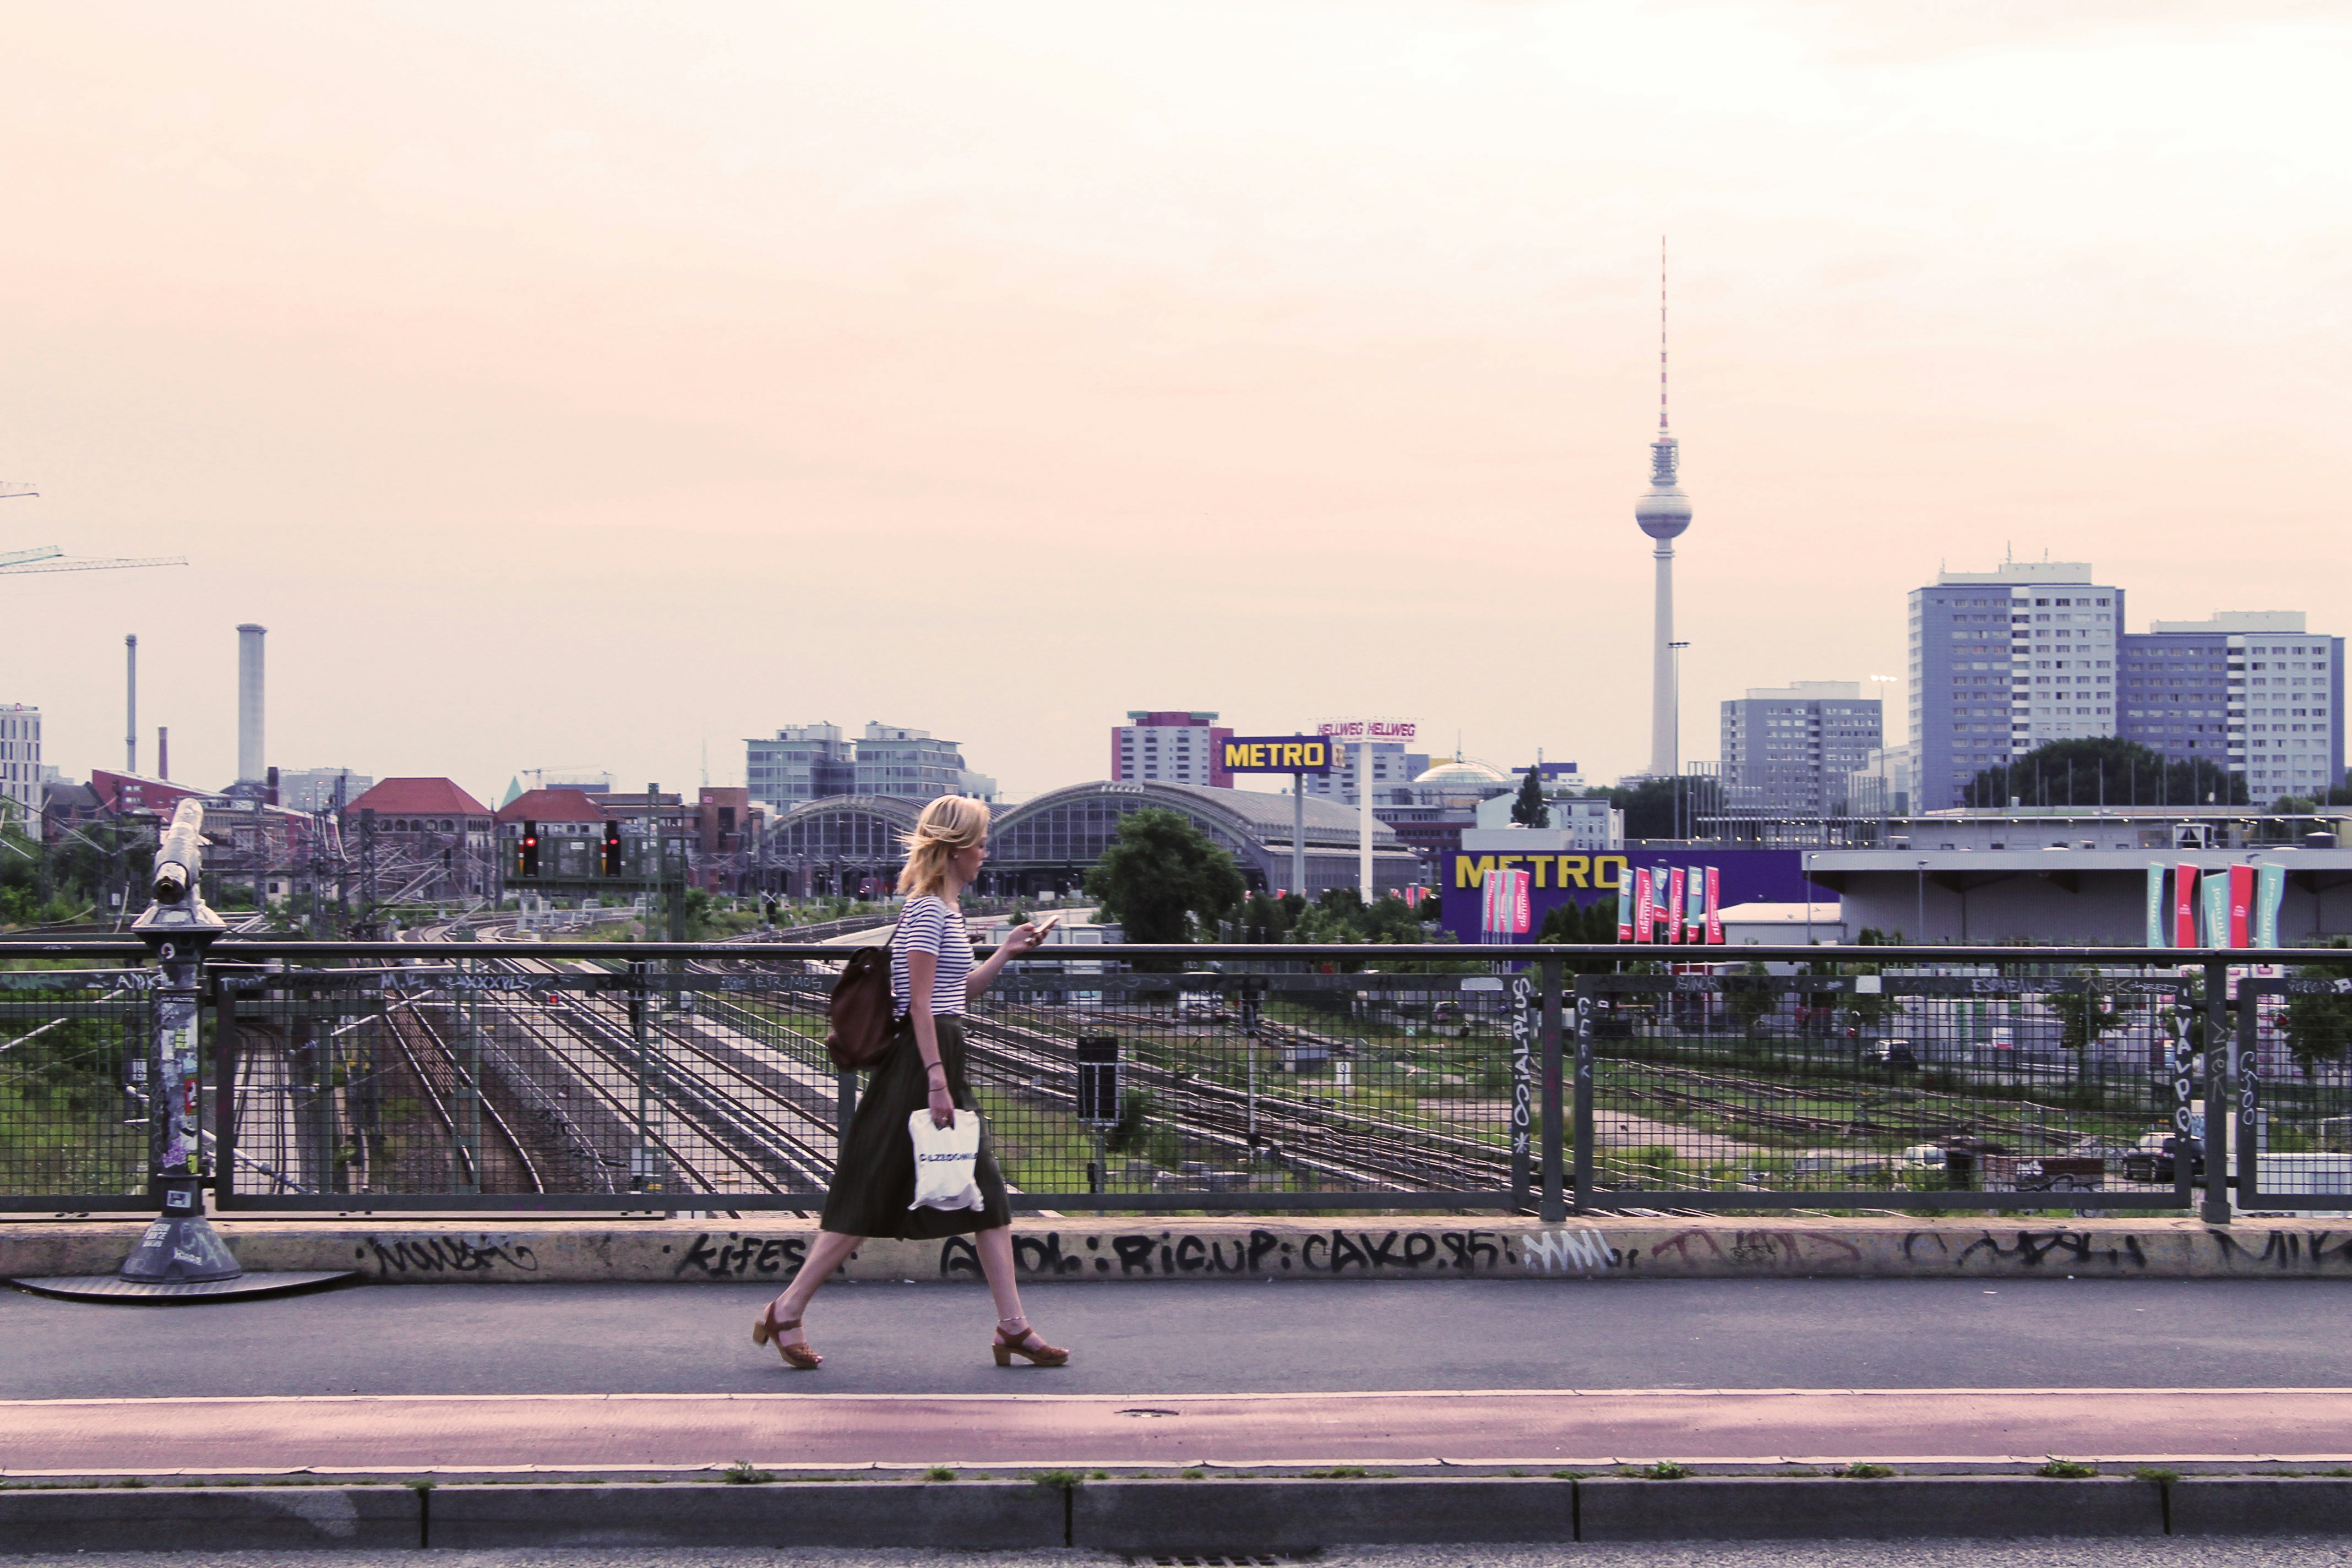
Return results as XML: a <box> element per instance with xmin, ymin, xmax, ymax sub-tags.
<box><xmin>753</xmin><ymin>1301</ymin><xmax>822</xmax><ymax>1369</ymax></box>
<box><xmin>992</xmin><ymin>1321</ymin><xmax>1069</xmax><ymax>1367</ymax></box>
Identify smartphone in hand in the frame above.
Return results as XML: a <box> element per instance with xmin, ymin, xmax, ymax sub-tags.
<box><xmin>1029</xmin><ymin>912</ymin><xmax>1064</xmax><ymax>937</ymax></box>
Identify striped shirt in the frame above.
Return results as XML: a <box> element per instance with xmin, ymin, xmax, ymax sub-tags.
<box><xmin>890</xmin><ymin>895</ymin><xmax>972</xmax><ymax>1019</ymax></box>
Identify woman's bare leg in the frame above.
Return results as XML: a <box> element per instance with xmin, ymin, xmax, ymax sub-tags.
<box><xmin>767</xmin><ymin>1229</ymin><xmax>864</xmax><ymax>1343</ymax></box>
<box><xmin>973</xmin><ymin>1225</ymin><xmax>1027</xmax><ymax>1324</ymax></box>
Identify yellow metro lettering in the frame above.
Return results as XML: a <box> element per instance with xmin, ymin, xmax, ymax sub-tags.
<box><xmin>1456</xmin><ymin>854</ymin><xmax>1495</xmax><ymax>889</ymax></box>
<box><xmin>1594</xmin><ymin>854</ymin><xmax>1628</xmax><ymax>890</ymax></box>
<box><xmin>1558</xmin><ymin>855</ymin><xmax>1589</xmax><ymax>888</ymax></box>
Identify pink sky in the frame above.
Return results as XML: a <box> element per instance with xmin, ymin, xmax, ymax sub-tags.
<box><xmin>3</xmin><ymin>2</ymin><xmax>2345</xmax><ymax>804</ymax></box>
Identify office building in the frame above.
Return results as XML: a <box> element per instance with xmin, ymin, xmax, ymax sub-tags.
<box><xmin>745</xmin><ymin>724</ymin><xmax>856</xmax><ymax>812</ymax></box>
<box><xmin>2120</xmin><ymin>614</ymin><xmax>2343</xmax><ymax>798</ymax></box>
<box><xmin>1112</xmin><ymin>711</ymin><xmax>1235</xmax><ymax>788</ymax></box>
<box><xmin>853</xmin><ymin>723</ymin><xmax>995</xmax><ymax>802</ymax></box>
<box><xmin>1719</xmin><ymin>683</ymin><xmax>1883</xmax><ymax>815</ymax></box>
<box><xmin>1910</xmin><ymin>562</ymin><xmax>2124</xmax><ymax>812</ymax></box>
<box><xmin>0</xmin><ymin>704</ymin><xmax>40</xmax><ymax>825</ymax></box>
<box><xmin>748</xmin><ymin>721</ymin><xmax>993</xmax><ymax>810</ymax></box>
<box><xmin>277</xmin><ymin>767</ymin><xmax>373</xmax><ymax>813</ymax></box>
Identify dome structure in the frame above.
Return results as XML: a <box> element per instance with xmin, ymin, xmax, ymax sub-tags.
<box><xmin>1413</xmin><ymin>756</ymin><xmax>1511</xmax><ymax>809</ymax></box>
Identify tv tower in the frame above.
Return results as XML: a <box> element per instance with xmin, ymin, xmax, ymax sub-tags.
<box><xmin>1635</xmin><ymin>237</ymin><xmax>1692</xmax><ymax>779</ymax></box>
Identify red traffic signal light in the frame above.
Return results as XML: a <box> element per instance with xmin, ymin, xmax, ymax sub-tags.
<box><xmin>602</xmin><ymin>820</ymin><xmax>623</xmax><ymax>877</ymax></box>
<box><xmin>518</xmin><ymin>820</ymin><xmax>540</xmax><ymax>878</ymax></box>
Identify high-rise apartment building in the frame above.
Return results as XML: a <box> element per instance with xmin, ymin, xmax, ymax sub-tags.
<box><xmin>2120</xmin><ymin>614</ymin><xmax>2343</xmax><ymax>798</ymax></box>
<box><xmin>1719</xmin><ymin>683</ymin><xmax>1882</xmax><ymax>815</ymax></box>
<box><xmin>0</xmin><ymin>704</ymin><xmax>40</xmax><ymax>825</ymax></box>
<box><xmin>1111</xmin><ymin>711</ymin><xmax>1235</xmax><ymax>788</ymax></box>
<box><xmin>1304</xmin><ymin>742</ymin><xmax>1434</xmax><ymax>808</ymax></box>
<box><xmin>1911</xmin><ymin>562</ymin><xmax>2124</xmax><ymax>811</ymax></box>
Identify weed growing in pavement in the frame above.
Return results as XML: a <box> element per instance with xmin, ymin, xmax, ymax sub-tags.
<box><xmin>1304</xmin><ymin>1468</ymin><xmax>1370</xmax><ymax>1479</ymax></box>
<box><xmin>1840</xmin><ymin>1464</ymin><xmax>1896</xmax><ymax>1479</ymax></box>
<box><xmin>2035</xmin><ymin>1459</ymin><xmax>2098</xmax><ymax>1479</ymax></box>
<box><xmin>1180</xmin><ymin>1469</ymin><xmax>1206</xmax><ymax>1480</ymax></box>
<box><xmin>723</xmin><ymin>1463</ymin><xmax>776</xmax><ymax>1485</ymax></box>
<box><xmin>1031</xmin><ymin>1471</ymin><xmax>1081</xmax><ymax>1491</ymax></box>
<box><xmin>1090</xmin><ymin>1471</ymin><xmax>1110</xmax><ymax>1480</ymax></box>
<box><xmin>115</xmin><ymin>1478</ymin><xmax>146</xmax><ymax>1489</ymax></box>
<box><xmin>2135</xmin><ymin>1468</ymin><xmax>2181</xmax><ymax>1484</ymax></box>
<box><xmin>1551</xmin><ymin>1472</ymin><xmax>1587</xmax><ymax>1480</ymax></box>
<box><xmin>925</xmin><ymin>1468</ymin><xmax>957</xmax><ymax>1482</ymax></box>
<box><xmin>1638</xmin><ymin>1462</ymin><xmax>1690</xmax><ymax>1481</ymax></box>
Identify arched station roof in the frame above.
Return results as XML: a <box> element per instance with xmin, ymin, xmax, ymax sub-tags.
<box><xmin>988</xmin><ymin>780</ymin><xmax>1398</xmax><ymax>872</ymax></box>
<box><xmin>770</xmin><ymin>794</ymin><xmax>918</xmax><ymax>862</ymax></box>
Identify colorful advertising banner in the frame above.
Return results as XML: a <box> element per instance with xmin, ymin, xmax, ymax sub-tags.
<box><xmin>2146</xmin><ymin>865</ymin><xmax>2167</xmax><ymax>949</ymax></box>
<box><xmin>2174</xmin><ymin>865</ymin><xmax>2199</xmax><ymax>949</ymax></box>
<box><xmin>1481</xmin><ymin>867</ymin><xmax>1532</xmax><ymax>938</ymax></box>
<box><xmin>2200</xmin><ymin>869</ymin><xmax>2231</xmax><ymax>949</ymax></box>
<box><xmin>1704</xmin><ymin>865</ymin><xmax>1723</xmax><ymax>945</ymax></box>
<box><xmin>2228</xmin><ymin>864</ymin><xmax>2255</xmax><ymax>949</ymax></box>
<box><xmin>1684</xmin><ymin>868</ymin><xmax>1705</xmax><ymax>942</ymax></box>
<box><xmin>1616</xmin><ymin>871</ymin><xmax>1636</xmax><ymax>941</ymax></box>
<box><xmin>1633</xmin><ymin>865</ymin><xmax>1655</xmax><ymax>942</ymax></box>
<box><xmin>1665</xmin><ymin>867</ymin><xmax>1686</xmax><ymax>944</ymax></box>
<box><xmin>1438</xmin><ymin>847</ymin><xmax>1829</xmax><ymax>946</ymax></box>
<box><xmin>2256</xmin><ymin>862</ymin><xmax>2286</xmax><ymax>949</ymax></box>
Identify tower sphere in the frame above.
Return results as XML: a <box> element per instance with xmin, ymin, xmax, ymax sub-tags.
<box><xmin>1635</xmin><ymin>436</ymin><xmax>1691</xmax><ymax>540</ymax></box>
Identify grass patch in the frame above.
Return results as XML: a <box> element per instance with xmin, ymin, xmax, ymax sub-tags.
<box><xmin>2135</xmin><ymin>1468</ymin><xmax>2180</xmax><ymax>1484</ymax></box>
<box><xmin>723</xmin><ymin>1462</ymin><xmax>776</xmax><ymax>1485</ymax></box>
<box><xmin>1030</xmin><ymin>1470</ymin><xmax>1081</xmax><ymax>1490</ymax></box>
<box><xmin>2035</xmin><ymin>1458</ymin><xmax>2098</xmax><ymax>1479</ymax></box>
<box><xmin>1841</xmin><ymin>1464</ymin><xmax>1896</xmax><ymax>1479</ymax></box>
<box><xmin>924</xmin><ymin>1467</ymin><xmax>957</xmax><ymax>1482</ymax></box>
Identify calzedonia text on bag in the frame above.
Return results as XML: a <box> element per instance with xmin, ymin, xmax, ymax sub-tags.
<box><xmin>907</xmin><ymin>1109</ymin><xmax>983</xmax><ymax>1212</ymax></box>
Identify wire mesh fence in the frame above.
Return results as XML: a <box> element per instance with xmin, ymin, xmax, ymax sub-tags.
<box><xmin>0</xmin><ymin>968</ymin><xmax>151</xmax><ymax>1210</ymax></box>
<box><xmin>11</xmin><ymin>940</ymin><xmax>2352</xmax><ymax>1217</ymax></box>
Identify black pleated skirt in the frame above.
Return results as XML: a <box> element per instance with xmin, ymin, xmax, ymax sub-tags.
<box><xmin>819</xmin><ymin>1015</ymin><xmax>1011</xmax><ymax>1239</ymax></box>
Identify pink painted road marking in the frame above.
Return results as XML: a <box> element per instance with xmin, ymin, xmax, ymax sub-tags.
<box><xmin>7</xmin><ymin>1389</ymin><xmax>2352</xmax><ymax>1475</ymax></box>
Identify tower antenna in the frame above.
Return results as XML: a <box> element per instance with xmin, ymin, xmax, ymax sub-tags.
<box><xmin>1659</xmin><ymin>235</ymin><xmax>1670</xmax><ymax>433</ymax></box>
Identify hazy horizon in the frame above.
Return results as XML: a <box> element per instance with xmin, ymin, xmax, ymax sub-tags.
<box><xmin>4</xmin><ymin>2</ymin><xmax>2345</xmax><ymax>809</ymax></box>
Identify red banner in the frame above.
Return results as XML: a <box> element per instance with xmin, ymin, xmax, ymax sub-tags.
<box><xmin>2229</xmin><ymin>864</ymin><xmax>2255</xmax><ymax>949</ymax></box>
<box><xmin>2174</xmin><ymin>865</ymin><xmax>2199</xmax><ymax>948</ymax></box>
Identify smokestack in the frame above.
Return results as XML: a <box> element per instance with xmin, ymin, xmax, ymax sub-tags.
<box><xmin>236</xmin><ymin>624</ymin><xmax>266</xmax><ymax>784</ymax></box>
<box><xmin>158</xmin><ymin>727</ymin><xmax>169</xmax><ymax>781</ymax></box>
<box><xmin>125</xmin><ymin>635</ymin><xmax>137</xmax><ymax>774</ymax></box>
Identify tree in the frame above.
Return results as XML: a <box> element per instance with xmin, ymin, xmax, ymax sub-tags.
<box><xmin>1961</xmin><ymin>737</ymin><xmax>2246</xmax><ymax>810</ymax></box>
<box><xmin>2282</xmin><ymin>939</ymin><xmax>2352</xmax><ymax>1077</ymax></box>
<box><xmin>1586</xmin><ymin>779</ymin><xmax>1676</xmax><ymax>840</ymax></box>
<box><xmin>2051</xmin><ymin>979</ymin><xmax>2122</xmax><ymax>1054</ymax></box>
<box><xmin>1535</xmin><ymin>897</ymin><xmax>1623</xmax><ymax>976</ymax></box>
<box><xmin>1510</xmin><ymin>768</ymin><xmax>1548</xmax><ymax>827</ymax></box>
<box><xmin>1727</xmin><ymin>960</ymin><xmax>1776</xmax><ymax>1039</ymax></box>
<box><xmin>1084</xmin><ymin>807</ymin><xmax>1245</xmax><ymax>947</ymax></box>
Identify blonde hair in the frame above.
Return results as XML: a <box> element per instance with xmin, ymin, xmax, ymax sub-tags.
<box><xmin>897</xmin><ymin>795</ymin><xmax>991</xmax><ymax>899</ymax></box>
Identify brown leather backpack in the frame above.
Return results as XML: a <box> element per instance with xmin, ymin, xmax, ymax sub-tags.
<box><xmin>824</xmin><ymin>910</ymin><xmax>906</xmax><ymax>1069</ymax></box>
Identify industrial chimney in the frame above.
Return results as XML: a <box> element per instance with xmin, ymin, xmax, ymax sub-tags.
<box><xmin>125</xmin><ymin>635</ymin><xmax>137</xmax><ymax>774</ymax></box>
<box><xmin>236</xmin><ymin>624</ymin><xmax>266</xmax><ymax>785</ymax></box>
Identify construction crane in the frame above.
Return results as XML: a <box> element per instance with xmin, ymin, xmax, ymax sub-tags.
<box><xmin>0</xmin><ymin>480</ymin><xmax>189</xmax><ymax>578</ymax></box>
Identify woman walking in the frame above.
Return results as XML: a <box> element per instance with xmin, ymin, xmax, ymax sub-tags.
<box><xmin>753</xmin><ymin>794</ymin><xmax>1069</xmax><ymax>1370</ymax></box>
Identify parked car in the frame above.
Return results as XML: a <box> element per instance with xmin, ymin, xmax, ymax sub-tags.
<box><xmin>2122</xmin><ymin>1133</ymin><xmax>2204</xmax><ymax>1184</ymax></box>
<box><xmin>1894</xmin><ymin>1144</ymin><xmax>1947</xmax><ymax>1171</ymax></box>
<box><xmin>1862</xmin><ymin>1039</ymin><xmax>1918</xmax><ymax>1069</ymax></box>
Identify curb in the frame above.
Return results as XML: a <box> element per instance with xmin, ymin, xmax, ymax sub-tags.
<box><xmin>9</xmin><ymin>1474</ymin><xmax>2352</xmax><ymax>1549</ymax></box>
<box><xmin>13</xmin><ymin>1213</ymin><xmax>2352</xmax><ymax>1287</ymax></box>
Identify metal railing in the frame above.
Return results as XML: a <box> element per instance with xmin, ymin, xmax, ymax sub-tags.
<box><xmin>3</xmin><ymin>938</ymin><xmax>2344</xmax><ymax>1221</ymax></box>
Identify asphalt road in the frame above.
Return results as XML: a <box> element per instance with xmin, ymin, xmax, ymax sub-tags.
<box><xmin>6</xmin><ymin>1277</ymin><xmax>2350</xmax><ymax>1400</ymax></box>
<box><xmin>12</xmin><ymin>1543</ymin><xmax>2352</xmax><ymax>1567</ymax></box>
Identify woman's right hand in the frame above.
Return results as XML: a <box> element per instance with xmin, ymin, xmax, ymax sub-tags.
<box><xmin>928</xmin><ymin>1084</ymin><xmax>956</xmax><ymax>1129</ymax></box>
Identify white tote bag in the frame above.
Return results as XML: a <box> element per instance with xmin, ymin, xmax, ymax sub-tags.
<box><xmin>907</xmin><ymin>1108</ymin><xmax>984</xmax><ymax>1212</ymax></box>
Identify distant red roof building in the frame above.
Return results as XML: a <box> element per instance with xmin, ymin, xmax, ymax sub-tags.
<box><xmin>88</xmin><ymin>770</ymin><xmax>210</xmax><ymax>819</ymax></box>
<box><xmin>347</xmin><ymin>777</ymin><xmax>491</xmax><ymax>820</ymax></box>
<box><xmin>495</xmin><ymin>788</ymin><xmax>612</xmax><ymax>826</ymax></box>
